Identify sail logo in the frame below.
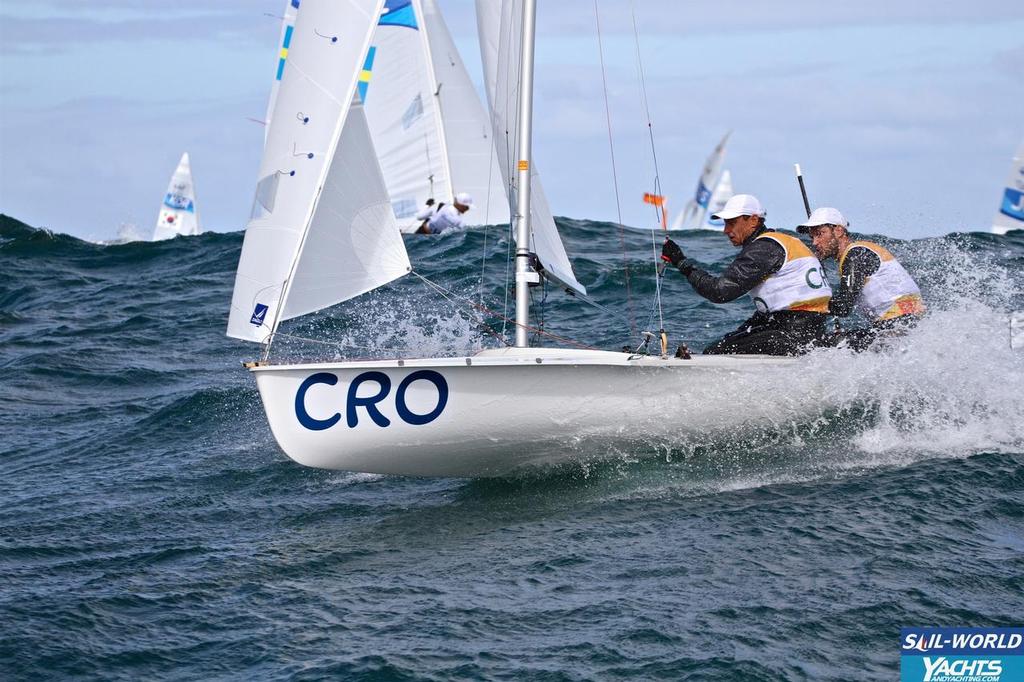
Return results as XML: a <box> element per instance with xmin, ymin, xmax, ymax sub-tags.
<box><xmin>250</xmin><ymin>304</ymin><xmax>268</xmax><ymax>326</ymax></box>
<box><xmin>694</xmin><ymin>181</ymin><xmax>711</xmax><ymax>208</ymax></box>
<box><xmin>1000</xmin><ymin>188</ymin><xmax>1024</xmax><ymax>221</ymax></box>
<box><xmin>294</xmin><ymin>370</ymin><xmax>449</xmax><ymax>430</ymax></box>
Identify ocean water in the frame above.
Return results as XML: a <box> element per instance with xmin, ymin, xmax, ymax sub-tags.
<box><xmin>1</xmin><ymin>213</ymin><xmax>1023</xmax><ymax>680</ymax></box>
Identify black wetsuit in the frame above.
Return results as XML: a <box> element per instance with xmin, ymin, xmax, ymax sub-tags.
<box><xmin>829</xmin><ymin>244</ymin><xmax>917</xmax><ymax>351</ymax></box>
<box><xmin>675</xmin><ymin>227</ymin><xmax>829</xmax><ymax>355</ymax></box>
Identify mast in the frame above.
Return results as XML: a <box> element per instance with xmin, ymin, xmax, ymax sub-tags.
<box><xmin>514</xmin><ymin>0</ymin><xmax>538</xmax><ymax>348</ymax></box>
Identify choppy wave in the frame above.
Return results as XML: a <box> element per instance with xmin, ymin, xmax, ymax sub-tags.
<box><xmin>2</xmin><ymin>213</ymin><xmax>1023</xmax><ymax>680</ymax></box>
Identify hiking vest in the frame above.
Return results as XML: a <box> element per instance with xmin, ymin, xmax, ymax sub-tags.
<box><xmin>748</xmin><ymin>232</ymin><xmax>832</xmax><ymax>314</ymax></box>
<box><xmin>839</xmin><ymin>240</ymin><xmax>925</xmax><ymax>321</ymax></box>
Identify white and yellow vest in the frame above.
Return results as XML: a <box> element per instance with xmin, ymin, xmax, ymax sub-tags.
<box><xmin>839</xmin><ymin>241</ymin><xmax>925</xmax><ymax>321</ymax></box>
<box><xmin>748</xmin><ymin>233</ymin><xmax>832</xmax><ymax>314</ymax></box>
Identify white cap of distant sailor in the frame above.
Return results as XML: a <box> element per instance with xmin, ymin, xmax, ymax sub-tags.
<box><xmin>711</xmin><ymin>194</ymin><xmax>765</xmax><ymax>221</ymax></box>
<box><xmin>797</xmin><ymin>207</ymin><xmax>849</xmax><ymax>233</ymax></box>
<box><xmin>455</xmin><ymin>192</ymin><xmax>474</xmax><ymax>207</ymax></box>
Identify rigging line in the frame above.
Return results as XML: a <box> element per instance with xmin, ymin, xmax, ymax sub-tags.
<box><xmin>410</xmin><ymin>270</ymin><xmax>601</xmax><ymax>351</ymax></box>
<box><xmin>411</xmin><ymin>271</ymin><xmax>512</xmax><ymax>347</ymax></box>
<box><xmin>630</xmin><ymin>0</ymin><xmax>666</xmax><ymax>334</ymax></box>
<box><xmin>593</xmin><ymin>0</ymin><xmax>637</xmax><ymax>340</ymax></box>
<box><xmin>630</xmin><ymin>0</ymin><xmax>663</xmax><ymax>206</ymax></box>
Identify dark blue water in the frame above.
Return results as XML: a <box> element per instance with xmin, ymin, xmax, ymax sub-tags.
<box><xmin>2</xmin><ymin>214</ymin><xmax>1023</xmax><ymax>680</ymax></box>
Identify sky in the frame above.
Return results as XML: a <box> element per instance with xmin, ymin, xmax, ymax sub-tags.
<box><xmin>0</xmin><ymin>1</ymin><xmax>1022</xmax><ymax>241</ymax></box>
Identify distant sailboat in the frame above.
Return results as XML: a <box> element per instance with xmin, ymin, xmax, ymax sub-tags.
<box><xmin>153</xmin><ymin>153</ymin><xmax>201</xmax><ymax>241</ymax></box>
<box><xmin>992</xmin><ymin>141</ymin><xmax>1024</xmax><ymax>235</ymax></box>
<box><xmin>262</xmin><ymin>0</ymin><xmax>508</xmax><ymax>231</ymax></box>
<box><xmin>671</xmin><ymin>132</ymin><xmax>733</xmax><ymax>231</ymax></box>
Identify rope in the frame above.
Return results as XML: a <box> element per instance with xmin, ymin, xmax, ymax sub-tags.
<box><xmin>629</xmin><ymin>0</ymin><xmax>666</xmax><ymax>335</ymax></box>
<box><xmin>593</xmin><ymin>0</ymin><xmax>637</xmax><ymax>340</ymax></box>
<box><xmin>411</xmin><ymin>270</ymin><xmax>601</xmax><ymax>351</ymax></box>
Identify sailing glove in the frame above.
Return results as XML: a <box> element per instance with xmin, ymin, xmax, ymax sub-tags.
<box><xmin>661</xmin><ymin>239</ymin><xmax>685</xmax><ymax>267</ymax></box>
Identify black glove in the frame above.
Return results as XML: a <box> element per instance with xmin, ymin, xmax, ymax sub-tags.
<box><xmin>661</xmin><ymin>238</ymin><xmax>685</xmax><ymax>268</ymax></box>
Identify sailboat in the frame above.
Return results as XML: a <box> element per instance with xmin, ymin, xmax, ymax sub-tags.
<box><xmin>263</xmin><ymin>0</ymin><xmax>508</xmax><ymax>231</ymax></box>
<box><xmin>227</xmin><ymin>0</ymin><xmax>799</xmax><ymax>478</ymax></box>
<box><xmin>363</xmin><ymin>0</ymin><xmax>509</xmax><ymax>231</ymax></box>
<box><xmin>992</xmin><ymin>141</ymin><xmax>1024</xmax><ymax>235</ymax></box>
<box><xmin>670</xmin><ymin>132</ymin><xmax>733</xmax><ymax>231</ymax></box>
<box><xmin>153</xmin><ymin>153</ymin><xmax>202</xmax><ymax>241</ymax></box>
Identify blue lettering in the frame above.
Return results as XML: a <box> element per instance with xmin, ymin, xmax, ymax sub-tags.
<box><xmin>806</xmin><ymin>267</ymin><xmax>824</xmax><ymax>289</ymax></box>
<box><xmin>346</xmin><ymin>371</ymin><xmax>392</xmax><ymax>428</ymax></box>
<box><xmin>395</xmin><ymin>370</ymin><xmax>448</xmax><ymax>425</ymax></box>
<box><xmin>294</xmin><ymin>372</ymin><xmax>341</xmax><ymax>430</ymax></box>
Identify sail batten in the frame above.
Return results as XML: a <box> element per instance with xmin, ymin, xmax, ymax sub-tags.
<box><xmin>227</xmin><ymin>0</ymin><xmax>406</xmax><ymax>344</ymax></box>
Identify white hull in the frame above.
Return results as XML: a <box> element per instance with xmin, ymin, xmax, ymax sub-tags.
<box><xmin>252</xmin><ymin>347</ymin><xmax>805</xmax><ymax>477</ymax></box>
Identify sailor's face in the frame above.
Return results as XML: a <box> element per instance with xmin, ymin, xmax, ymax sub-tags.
<box><xmin>723</xmin><ymin>215</ymin><xmax>758</xmax><ymax>246</ymax></box>
<box><xmin>809</xmin><ymin>225</ymin><xmax>839</xmax><ymax>259</ymax></box>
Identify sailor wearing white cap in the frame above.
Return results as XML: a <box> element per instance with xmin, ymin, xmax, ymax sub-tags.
<box><xmin>798</xmin><ymin>207</ymin><xmax>925</xmax><ymax>349</ymax></box>
<box><xmin>416</xmin><ymin>192</ymin><xmax>474</xmax><ymax>235</ymax></box>
<box><xmin>660</xmin><ymin>194</ymin><xmax>833</xmax><ymax>355</ymax></box>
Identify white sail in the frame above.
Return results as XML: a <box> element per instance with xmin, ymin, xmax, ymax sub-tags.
<box><xmin>476</xmin><ymin>0</ymin><xmax>586</xmax><ymax>296</ymax></box>
<box><xmin>264</xmin><ymin>0</ymin><xmax>301</xmax><ymax>144</ymax></box>
<box><xmin>362</xmin><ymin>0</ymin><xmax>452</xmax><ymax>228</ymax></box>
<box><xmin>420</xmin><ymin>0</ymin><xmax>508</xmax><ymax>227</ymax></box>
<box><xmin>671</xmin><ymin>132</ymin><xmax>730</xmax><ymax>231</ymax></box>
<box><xmin>153</xmin><ymin>152</ymin><xmax>201</xmax><ymax>241</ymax></box>
<box><xmin>701</xmin><ymin>169</ymin><xmax>734</xmax><ymax>230</ymax></box>
<box><xmin>361</xmin><ymin>0</ymin><xmax>508</xmax><ymax>230</ymax></box>
<box><xmin>992</xmin><ymin>141</ymin><xmax>1024</xmax><ymax>235</ymax></box>
<box><xmin>227</xmin><ymin>0</ymin><xmax>407</xmax><ymax>343</ymax></box>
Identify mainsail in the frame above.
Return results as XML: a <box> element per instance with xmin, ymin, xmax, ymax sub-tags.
<box><xmin>362</xmin><ymin>0</ymin><xmax>508</xmax><ymax>229</ymax></box>
<box><xmin>671</xmin><ymin>132</ymin><xmax>730</xmax><ymax>231</ymax></box>
<box><xmin>475</xmin><ymin>0</ymin><xmax>586</xmax><ymax>296</ymax></box>
<box><xmin>153</xmin><ymin>152</ymin><xmax>201</xmax><ymax>241</ymax></box>
<box><xmin>992</xmin><ymin>141</ymin><xmax>1024</xmax><ymax>235</ymax></box>
<box><xmin>227</xmin><ymin>0</ymin><xmax>408</xmax><ymax>343</ymax></box>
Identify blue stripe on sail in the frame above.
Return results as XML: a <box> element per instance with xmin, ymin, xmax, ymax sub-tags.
<box><xmin>378</xmin><ymin>1</ymin><xmax>417</xmax><ymax>30</ymax></box>
<box><xmin>1000</xmin><ymin>187</ymin><xmax>1024</xmax><ymax>222</ymax></box>
<box><xmin>357</xmin><ymin>46</ymin><xmax>377</xmax><ymax>102</ymax></box>
<box><xmin>275</xmin><ymin>25</ymin><xmax>294</xmax><ymax>81</ymax></box>
<box><xmin>291</xmin><ymin>0</ymin><xmax>300</xmax><ymax>7</ymax></box>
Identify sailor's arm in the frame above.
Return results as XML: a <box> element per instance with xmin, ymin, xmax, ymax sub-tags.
<box><xmin>681</xmin><ymin>239</ymin><xmax>785</xmax><ymax>304</ymax></box>
<box><xmin>829</xmin><ymin>246</ymin><xmax>880</xmax><ymax>317</ymax></box>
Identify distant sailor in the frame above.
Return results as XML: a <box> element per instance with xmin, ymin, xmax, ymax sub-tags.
<box><xmin>415</xmin><ymin>192</ymin><xmax>473</xmax><ymax>234</ymax></box>
<box><xmin>798</xmin><ymin>207</ymin><xmax>925</xmax><ymax>350</ymax></box>
<box><xmin>661</xmin><ymin>194</ymin><xmax>833</xmax><ymax>355</ymax></box>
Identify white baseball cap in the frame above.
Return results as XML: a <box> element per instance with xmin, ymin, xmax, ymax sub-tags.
<box><xmin>711</xmin><ymin>194</ymin><xmax>765</xmax><ymax>221</ymax></box>
<box><xmin>455</xmin><ymin>192</ymin><xmax>474</xmax><ymax>207</ymax></box>
<box><xmin>796</xmin><ymin>207</ymin><xmax>848</xmax><ymax>233</ymax></box>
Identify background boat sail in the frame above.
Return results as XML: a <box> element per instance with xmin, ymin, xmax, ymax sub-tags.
<box><xmin>152</xmin><ymin>152</ymin><xmax>201</xmax><ymax>241</ymax></box>
<box><xmin>227</xmin><ymin>0</ymin><xmax>802</xmax><ymax>478</ymax></box>
<box><xmin>264</xmin><ymin>0</ymin><xmax>508</xmax><ymax>231</ymax></box>
<box><xmin>992</xmin><ymin>141</ymin><xmax>1024</xmax><ymax>235</ymax></box>
<box><xmin>671</xmin><ymin>133</ymin><xmax>733</xmax><ymax>231</ymax></box>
